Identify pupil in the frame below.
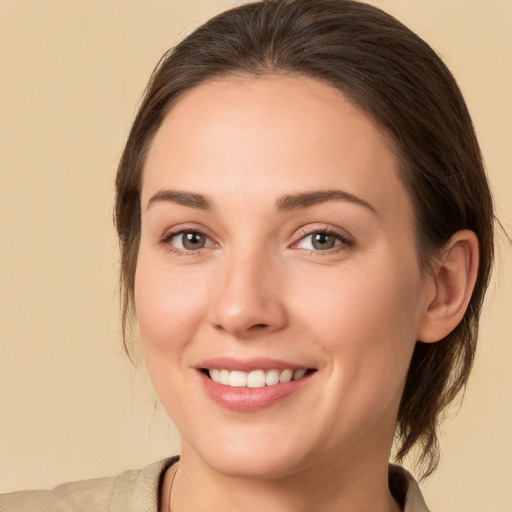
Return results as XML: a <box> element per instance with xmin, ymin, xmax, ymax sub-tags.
<box><xmin>183</xmin><ymin>232</ymin><xmax>204</xmax><ymax>250</ymax></box>
<box><xmin>312</xmin><ymin>233</ymin><xmax>335</xmax><ymax>250</ymax></box>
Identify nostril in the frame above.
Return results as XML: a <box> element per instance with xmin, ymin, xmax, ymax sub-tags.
<box><xmin>249</xmin><ymin>323</ymin><xmax>268</xmax><ymax>331</ymax></box>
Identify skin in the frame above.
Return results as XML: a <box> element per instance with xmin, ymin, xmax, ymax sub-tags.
<box><xmin>135</xmin><ymin>75</ymin><xmax>443</xmax><ymax>512</ymax></box>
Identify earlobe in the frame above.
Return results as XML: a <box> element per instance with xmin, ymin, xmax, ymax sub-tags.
<box><xmin>417</xmin><ymin>230</ymin><xmax>479</xmax><ymax>343</ymax></box>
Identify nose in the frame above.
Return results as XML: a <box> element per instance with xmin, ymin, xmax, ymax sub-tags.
<box><xmin>207</xmin><ymin>248</ymin><xmax>288</xmax><ymax>339</ymax></box>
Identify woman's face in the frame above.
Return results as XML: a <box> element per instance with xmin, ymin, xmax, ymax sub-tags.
<box><xmin>135</xmin><ymin>75</ymin><xmax>433</xmax><ymax>478</ymax></box>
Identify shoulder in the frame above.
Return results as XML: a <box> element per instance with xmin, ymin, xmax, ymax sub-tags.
<box><xmin>0</xmin><ymin>457</ymin><xmax>178</xmax><ymax>512</ymax></box>
<box><xmin>389</xmin><ymin>464</ymin><xmax>431</xmax><ymax>512</ymax></box>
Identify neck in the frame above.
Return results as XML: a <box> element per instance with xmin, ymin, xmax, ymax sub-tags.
<box><xmin>165</xmin><ymin>443</ymin><xmax>401</xmax><ymax>512</ymax></box>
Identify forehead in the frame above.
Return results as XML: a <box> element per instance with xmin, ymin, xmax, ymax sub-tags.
<box><xmin>142</xmin><ymin>75</ymin><xmax>410</xmax><ymax>222</ymax></box>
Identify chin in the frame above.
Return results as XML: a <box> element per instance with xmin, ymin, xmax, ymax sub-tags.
<box><xmin>206</xmin><ymin>452</ymin><xmax>303</xmax><ymax>480</ymax></box>
<box><xmin>186</xmin><ymin>431</ymin><xmax>311</xmax><ymax>480</ymax></box>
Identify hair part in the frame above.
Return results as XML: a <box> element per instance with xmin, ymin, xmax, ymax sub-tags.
<box><xmin>115</xmin><ymin>0</ymin><xmax>494</xmax><ymax>478</ymax></box>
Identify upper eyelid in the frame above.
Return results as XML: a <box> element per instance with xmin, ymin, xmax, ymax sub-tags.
<box><xmin>161</xmin><ymin>223</ymin><xmax>215</xmax><ymax>240</ymax></box>
<box><xmin>292</xmin><ymin>224</ymin><xmax>353</xmax><ymax>242</ymax></box>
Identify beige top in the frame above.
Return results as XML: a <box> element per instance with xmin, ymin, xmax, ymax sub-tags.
<box><xmin>0</xmin><ymin>458</ymin><xmax>430</xmax><ymax>512</ymax></box>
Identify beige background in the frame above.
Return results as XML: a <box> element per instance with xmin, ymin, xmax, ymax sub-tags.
<box><xmin>0</xmin><ymin>1</ymin><xmax>511</xmax><ymax>510</ymax></box>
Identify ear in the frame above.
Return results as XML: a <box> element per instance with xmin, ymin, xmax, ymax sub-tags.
<box><xmin>417</xmin><ymin>230</ymin><xmax>479</xmax><ymax>343</ymax></box>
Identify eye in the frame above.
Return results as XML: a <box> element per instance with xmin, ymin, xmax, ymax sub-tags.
<box><xmin>294</xmin><ymin>229</ymin><xmax>352</xmax><ymax>251</ymax></box>
<box><xmin>166</xmin><ymin>230</ymin><xmax>213</xmax><ymax>252</ymax></box>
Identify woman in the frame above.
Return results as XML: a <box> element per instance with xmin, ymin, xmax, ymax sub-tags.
<box><xmin>0</xmin><ymin>0</ymin><xmax>496</xmax><ymax>511</ymax></box>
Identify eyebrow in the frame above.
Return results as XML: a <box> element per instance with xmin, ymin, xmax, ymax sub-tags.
<box><xmin>146</xmin><ymin>188</ymin><xmax>377</xmax><ymax>215</ymax></box>
<box><xmin>146</xmin><ymin>189</ymin><xmax>212</xmax><ymax>211</ymax></box>
<box><xmin>276</xmin><ymin>189</ymin><xmax>377</xmax><ymax>214</ymax></box>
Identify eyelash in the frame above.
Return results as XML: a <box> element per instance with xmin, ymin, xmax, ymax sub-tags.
<box><xmin>159</xmin><ymin>228</ymin><xmax>213</xmax><ymax>256</ymax></box>
<box><xmin>159</xmin><ymin>226</ymin><xmax>354</xmax><ymax>255</ymax></box>
<box><xmin>291</xmin><ymin>226</ymin><xmax>354</xmax><ymax>254</ymax></box>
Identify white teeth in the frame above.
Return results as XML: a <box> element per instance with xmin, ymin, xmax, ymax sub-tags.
<box><xmin>279</xmin><ymin>369</ymin><xmax>293</xmax><ymax>383</ymax></box>
<box><xmin>247</xmin><ymin>370</ymin><xmax>266</xmax><ymax>388</ymax></box>
<box><xmin>265</xmin><ymin>369</ymin><xmax>280</xmax><ymax>386</ymax></box>
<box><xmin>293</xmin><ymin>369</ymin><xmax>307</xmax><ymax>380</ymax></box>
<box><xmin>208</xmin><ymin>368</ymin><xmax>309</xmax><ymax>388</ymax></box>
<box><xmin>219</xmin><ymin>369</ymin><xmax>230</xmax><ymax>385</ymax></box>
<box><xmin>229</xmin><ymin>370</ymin><xmax>247</xmax><ymax>387</ymax></box>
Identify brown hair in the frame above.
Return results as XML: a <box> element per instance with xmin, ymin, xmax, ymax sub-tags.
<box><xmin>115</xmin><ymin>0</ymin><xmax>494</xmax><ymax>477</ymax></box>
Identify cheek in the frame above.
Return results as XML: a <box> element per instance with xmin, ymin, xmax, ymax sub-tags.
<box><xmin>295</xmin><ymin>254</ymin><xmax>422</xmax><ymax>382</ymax></box>
<box><xmin>133</xmin><ymin>256</ymin><xmax>213</xmax><ymax>421</ymax></box>
<box><xmin>134</xmin><ymin>255</ymin><xmax>208</xmax><ymax>366</ymax></box>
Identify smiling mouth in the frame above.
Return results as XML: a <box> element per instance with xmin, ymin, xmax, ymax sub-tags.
<box><xmin>202</xmin><ymin>368</ymin><xmax>316</xmax><ymax>388</ymax></box>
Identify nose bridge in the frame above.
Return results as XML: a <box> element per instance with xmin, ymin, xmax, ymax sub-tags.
<box><xmin>208</xmin><ymin>240</ymin><xmax>287</xmax><ymax>337</ymax></box>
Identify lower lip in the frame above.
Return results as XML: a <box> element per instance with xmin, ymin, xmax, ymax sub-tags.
<box><xmin>198</xmin><ymin>371</ymin><xmax>314</xmax><ymax>412</ymax></box>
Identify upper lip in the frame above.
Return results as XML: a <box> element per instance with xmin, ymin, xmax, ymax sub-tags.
<box><xmin>196</xmin><ymin>357</ymin><xmax>314</xmax><ymax>372</ymax></box>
